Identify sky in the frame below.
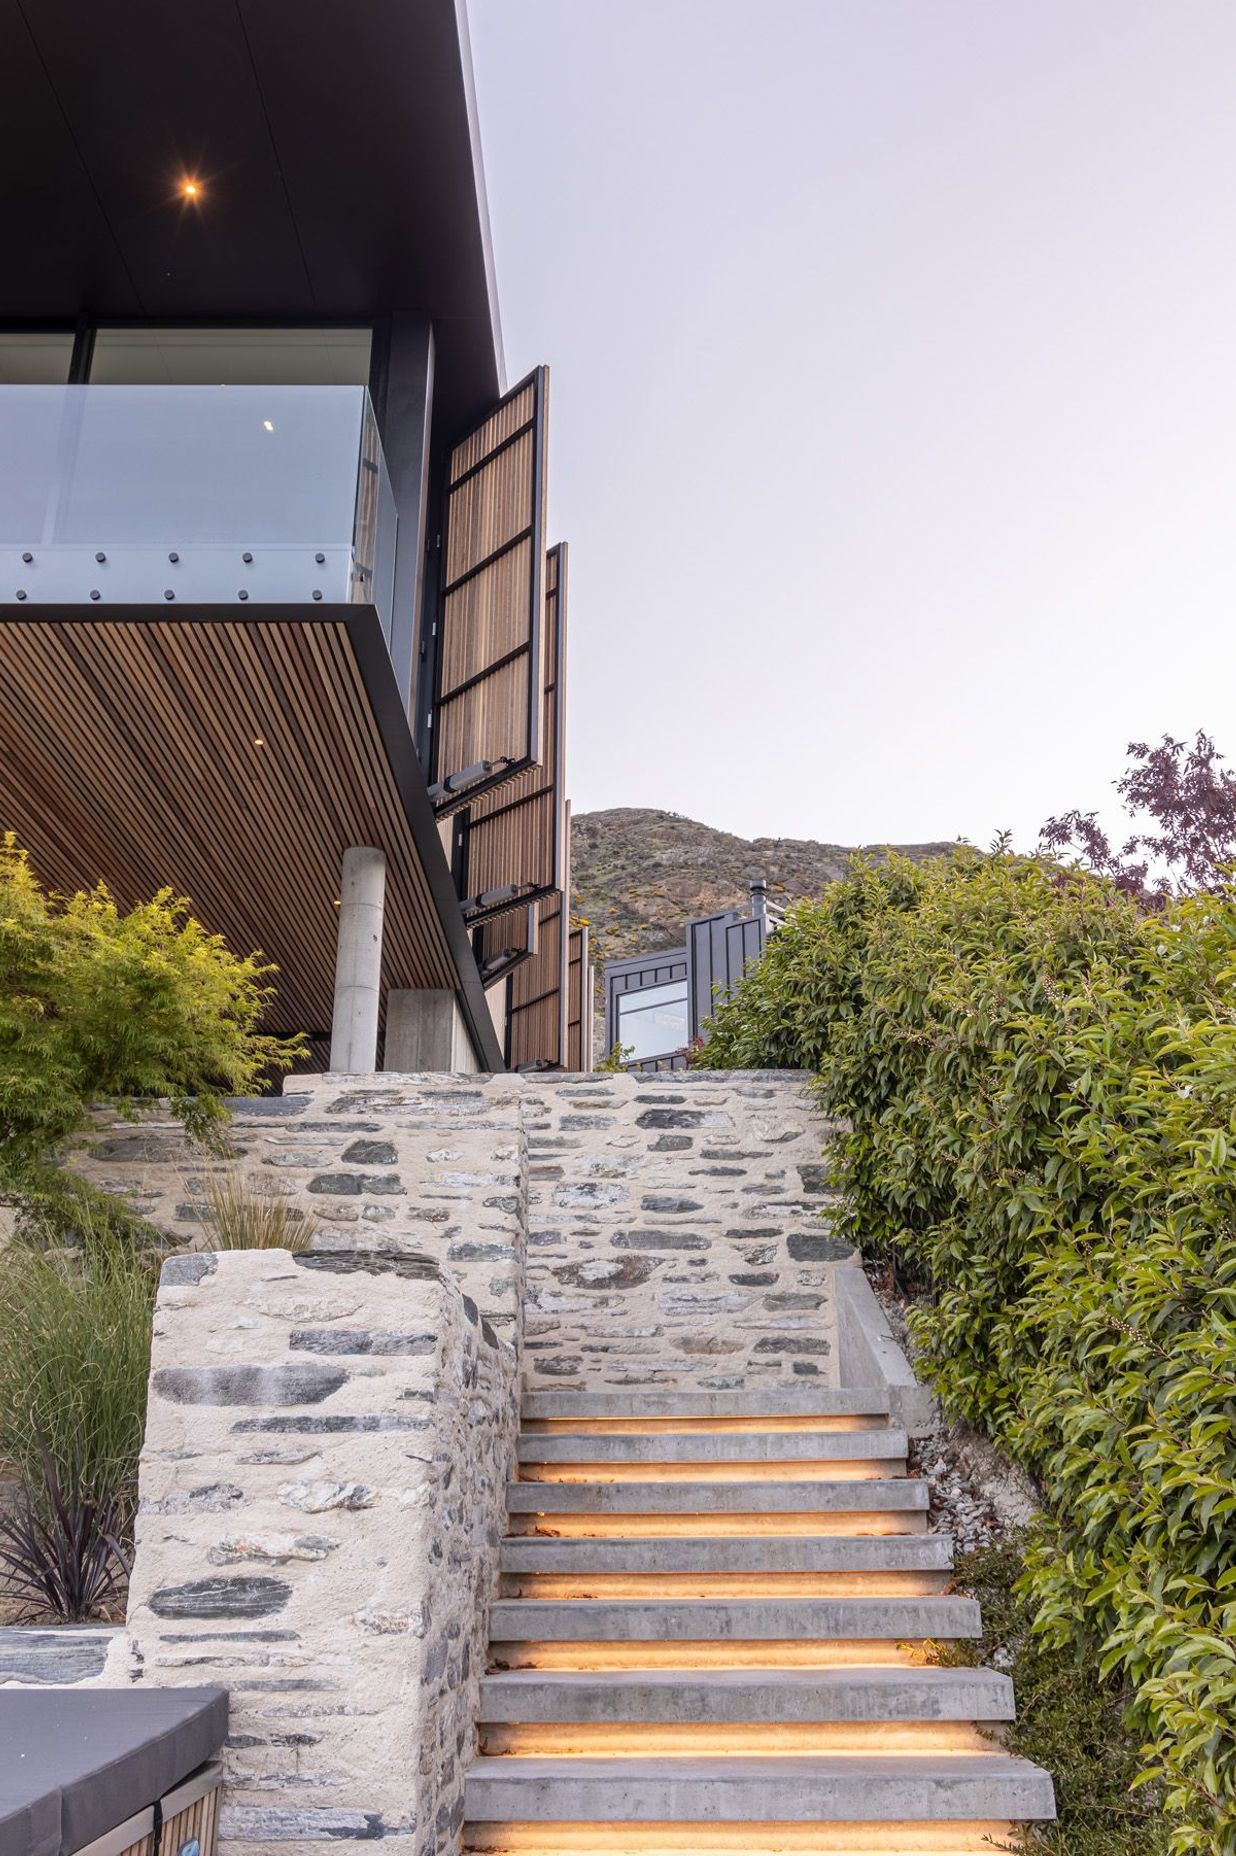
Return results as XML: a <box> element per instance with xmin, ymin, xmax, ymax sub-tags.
<box><xmin>468</xmin><ymin>2</ymin><xmax>1236</xmax><ymax>851</ymax></box>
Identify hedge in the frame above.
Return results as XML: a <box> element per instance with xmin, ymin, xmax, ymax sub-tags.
<box><xmin>704</xmin><ymin>849</ymin><xmax>1236</xmax><ymax>1852</ymax></box>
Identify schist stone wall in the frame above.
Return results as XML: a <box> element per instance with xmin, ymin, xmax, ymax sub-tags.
<box><xmin>70</xmin><ymin>1070</ymin><xmax>848</xmax><ymax>1390</ymax></box>
<box><xmin>519</xmin><ymin>1070</ymin><xmax>852</xmax><ymax>1388</ymax></box>
<box><xmin>71</xmin><ymin>1074</ymin><xmax>528</xmax><ymax>1346</ymax></box>
<box><xmin>69</xmin><ymin>1070</ymin><xmax>848</xmax><ymax>1391</ymax></box>
<box><xmin>99</xmin><ymin>1247</ymin><xmax>517</xmax><ymax>1856</ymax></box>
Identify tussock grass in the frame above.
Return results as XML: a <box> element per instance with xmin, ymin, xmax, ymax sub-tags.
<box><xmin>0</xmin><ymin>1202</ymin><xmax>157</xmax><ymax>1510</ymax></box>
<box><xmin>201</xmin><ymin>1172</ymin><xmax>316</xmax><ymax>1252</ymax></box>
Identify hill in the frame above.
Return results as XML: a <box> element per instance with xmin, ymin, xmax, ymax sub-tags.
<box><xmin>571</xmin><ymin>807</ymin><xmax>957</xmax><ymax>971</ymax></box>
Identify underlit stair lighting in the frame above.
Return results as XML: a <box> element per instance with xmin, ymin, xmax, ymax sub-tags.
<box><xmin>463</xmin><ymin>1387</ymin><xmax>1055</xmax><ymax>1855</ymax></box>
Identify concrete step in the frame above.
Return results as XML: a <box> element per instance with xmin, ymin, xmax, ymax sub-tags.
<box><xmin>523</xmin><ymin>1388</ymin><xmax>891</xmax><ymax>1423</ymax></box>
<box><xmin>479</xmin><ymin>1666</ymin><xmax>1014</xmax><ymax>1725</ymax></box>
<box><xmin>488</xmin><ymin>1595</ymin><xmax>982</xmax><ymax>1643</ymax></box>
<box><xmin>507</xmin><ymin>1478</ymin><xmax>928</xmax><ymax>1516</ymax></box>
<box><xmin>517</xmin><ymin>1430</ymin><xmax>908</xmax><ymax>1466</ymax></box>
<box><xmin>463</xmin><ymin>1754</ymin><xmax>1056</xmax><ymax>1824</ymax></box>
<box><xmin>499</xmin><ymin>1535</ymin><xmax>953</xmax><ymax>1575</ymax></box>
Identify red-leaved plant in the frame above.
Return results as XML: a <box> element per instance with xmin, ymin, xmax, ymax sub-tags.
<box><xmin>1039</xmin><ymin>730</ymin><xmax>1236</xmax><ymax>900</ymax></box>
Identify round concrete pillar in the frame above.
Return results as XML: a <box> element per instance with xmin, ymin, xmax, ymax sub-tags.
<box><xmin>329</xmin><ymin>846</ymin><xmax>387</xmax><ymax>1074</ymax></box>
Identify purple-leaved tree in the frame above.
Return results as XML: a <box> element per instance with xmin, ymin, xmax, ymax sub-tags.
<box><xmin>1039</xmin><ymin>732</ymin><xmax>1236</xmax><ymax>898</ymax></box>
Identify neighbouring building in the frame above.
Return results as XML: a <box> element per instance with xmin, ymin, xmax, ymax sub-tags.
<box><xmin>604</xmin><ymin>879</ymin><xmax>783</xmax><ymax>1068</ymax></box>
<box><xmin>0</xmin><ymin>0</ymin><xmax>591</xmax><ymax>1073</ymax></box>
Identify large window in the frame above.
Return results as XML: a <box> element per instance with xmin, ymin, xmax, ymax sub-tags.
<box><xmin>88</xmin><ymin>327</ymin><xmax>372</xmax><ymax>386</ymax></box>
<box><xmin>0</xmin><ymin>332</ymin><xmax>73</xmax><ymax>384</ymax></box>
<box><xmin>616</xmin><ymin>978</ymin><xmax>689</xmax><ymax>1063</ymax></box>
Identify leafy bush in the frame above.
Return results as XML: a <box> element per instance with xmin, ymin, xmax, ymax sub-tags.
<box><xmin>0</xmin><ymin>834</ymin><xmax>300</xmax><ymax>1192</ymax></box>
<box><xmin>939</xmin><ymin>1538</ymin><xmax>1171</xmax><ymax>1855</ymax></box>
<box><xmin>201</xmin><ymin>1172</ymin><xmax>316</xmax><ymax>1251</ymax></box>
<box><xmin>0</xmin><ymin>1203</ymin><xmax>158</xmax><ymax>1513</ymax></box>
<box><xmin>705</xmin><ymin>848</ymin><xmax>1236</xmax><ymax>1852</ymax></box>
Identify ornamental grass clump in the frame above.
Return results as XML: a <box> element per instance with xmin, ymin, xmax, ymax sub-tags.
<box><xmin>201</xmin><ymin>1171</ymin><xmax>317</xmax><ymax>1251</ymax></box>
<box><xmin>705</xmin><ymin>847</ymin><xmax>1236</xmax><ymax>1853</ymax></box>
<box><xmin>0</xmin><ymin>1201</ymin><xmax>157</xmax><ymax>1513</ymax></box>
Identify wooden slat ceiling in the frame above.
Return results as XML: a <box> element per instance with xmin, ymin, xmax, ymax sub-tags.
<box><xmin>0</xmin><ymin>611</ymin><xmax>459</xmax><ymax>1035</ymax></box>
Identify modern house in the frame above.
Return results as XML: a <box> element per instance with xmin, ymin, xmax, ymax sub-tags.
<box><xmin>604</xmin><ymin>880</ymin><xmax>783</xmax><ymax>1068</ymax></box>
<box><xmin>0</xmin><ymin>0</ymin><xmax>590</xmax><ymax>1073</ymax></box>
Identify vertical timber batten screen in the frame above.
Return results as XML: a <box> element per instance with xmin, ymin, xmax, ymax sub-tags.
<box><xmin>431</xmin><ymin>366</ymin><xmax>549</xmax><ymax>813</ymax></box>
<box><xmin>456</xmin><ymin>541</ymin><xmax>568</xmax><ymax>923</ymax></box>
<box><xmin>567</xmin><ymin>922</ymin><xmax>593</xmax><ymax>1072</ymax></box>
<box><xmin>507</xmin><ymin>889</ymin><xmax>569</xmax><ymax>1068</ymax></box>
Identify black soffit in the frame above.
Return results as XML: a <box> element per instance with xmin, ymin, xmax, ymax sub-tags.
<box><xmin>0</xmin><ymin>0</ymin><xmax>502</xmax><ymax>425</ymax></box>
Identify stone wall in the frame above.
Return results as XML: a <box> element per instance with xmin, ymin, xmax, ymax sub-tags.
<box><xmin>69</xmin><ymin>1070</ymin><xmax>847</xmax><ymax>1392</ymax></box>
<box><xmin>99</xmin><ymin>1247</ymin><xmax>517</xmax><ymax>1856</ymax></box>
<box><xmin>71</xmin><ymin>1074</ymin><xmax>527</xmax><ymax>1345</ymax></box>
<box><xmin>521</xmin><ymin>1070</ymin><xmax>852</xmax><ymax>1389</ymax></box>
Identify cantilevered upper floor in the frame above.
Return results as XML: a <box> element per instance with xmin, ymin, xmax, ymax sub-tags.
<box><xmin>0</xmin><ymin>0</ymin><xmax>588</xmax><ymax>1070</ymax></box>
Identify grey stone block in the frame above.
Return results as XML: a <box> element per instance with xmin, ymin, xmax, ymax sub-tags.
<box><xmin>148</xmin><ymin>1575</ymin><xmax>292</xmax><ymax>1619</ymax></box>
<box><xmin>152</xmin><ymin>1364</ymin><xmax>347</xmax><ymax>1406</ymax></box>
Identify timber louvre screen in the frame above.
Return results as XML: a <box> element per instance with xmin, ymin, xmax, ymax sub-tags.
<box><xmin>567</xmin><ymin>922</ymin><xmax>593</xmax><ymax>1071</ymax></box>
<box><xmin>506</xmin><ymin>889</ymin><xmax>569</xmax><ymax>1068</ymax></box>
<box><xmin>477</xmin><ymin>900</ymin><xmax>539</xmax><ymax>990</ymax></box>
<box><xmin>455</xmin><ymin>541</ymin><xmax>568</xmax><ymax>923</ymax></box>
<box><xmin>430</xmin><ymin>366</ymin><xmax>549</xmax><ymax>813</ymax></box>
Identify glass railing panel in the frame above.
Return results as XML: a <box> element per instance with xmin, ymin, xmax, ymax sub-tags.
<box><xmin>0</xmin><ymin>386</ymin><xmax>397</xmax><ymax>639</ymax></box>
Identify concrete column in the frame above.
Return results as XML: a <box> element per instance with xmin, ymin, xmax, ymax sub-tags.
<box><xmin>385</xmin><ymin>987</ymin><xmax>479</xmax><ymax>1073</ymax></box>
<box><xmin>329</xmin><ymin>847</ymin><xmax>386</xmax><ymax>1073</ymax></box>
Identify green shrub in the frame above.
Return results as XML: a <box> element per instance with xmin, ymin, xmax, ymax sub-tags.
<box><xmin>0</xmin><ymin>1202</ymin><xmax>158</xmax><ymax>1516</ymax></box>
<box><xmin>705</xmin><ymin>849</ymin><xmax>1236</xmax><ymax>1852</ymax></box>
<box><xmin>0</xmin><ymin>834</ymin><xmax>301</xmax><ymax>1192</ymax></box>
<box><xmin>939</xmin><ymin>1538</ymin><xmax>1172</xmax><ymax>1855</ymax></box>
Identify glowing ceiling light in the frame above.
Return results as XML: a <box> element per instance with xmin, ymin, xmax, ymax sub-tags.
<box><xmin>262</xmin><ymin>420</ymin><xmax>274</xmax><ymax>432</ymax></box>
<box><xmin>181</xmin><ymin>180</ymin><xmax>202</xmax><ymax>200</ymax></box>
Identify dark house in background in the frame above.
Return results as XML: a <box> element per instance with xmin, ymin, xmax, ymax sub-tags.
<box><xmin>604</xmin><ymin>882</ymin><xmax>783</xmax><ymax>1070</ymax></box>
<box><xmin>0</xmin><ymin>0</ymin><xmax>591</xmax><ymax>1073</ymax></box>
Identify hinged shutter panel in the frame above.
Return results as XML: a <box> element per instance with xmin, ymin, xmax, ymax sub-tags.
<box><xmin>456</xmin><ymin>542</ymin><xmax>567</xmax><ymax>923</ymax></box>
<box><xmin>508</xmin><ymin>890</ymin><xmax>569</xmax><ymax>1068</ymax></box>
<box><xmin>431</xmin><ymin>366</ymin><xmax>549</xmax><ymax>813</ymax></box>
<box><xmin>567</xmin><ymin>923</ymin><xmax>593</xmax><ymax>1072</ymax></box>
<box><xmin>477</xmin><ymin>901</ymin><xmax>538</xmax><ymax>989</ymax></box>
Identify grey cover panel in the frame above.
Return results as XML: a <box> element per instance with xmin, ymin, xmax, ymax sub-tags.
<box><xmin>0</xmin><ymin>1687</ymin><xmax>226</xmax><ymax>1856</ymax></box>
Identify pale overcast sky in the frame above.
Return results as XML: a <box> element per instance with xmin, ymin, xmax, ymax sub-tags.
<box><xmin>468</xmin><ymin>2</ymin><xmax>1236</xmax><ymax>849</ymax></box>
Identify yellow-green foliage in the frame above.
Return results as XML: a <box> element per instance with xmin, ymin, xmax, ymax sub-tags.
<box><xmin>0</xmin><ymin>834</ymin><xmax>301</xmax><ymax>1186</ymax></box>
<box><xmin>705</xmin><ymin>849</ymin><xmax>1236</xmax><ymax>1852</ymax></box>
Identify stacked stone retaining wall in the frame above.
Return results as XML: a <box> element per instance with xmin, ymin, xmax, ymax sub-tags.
<box><xmin>69</xmin><ymin>1071</ymin><xmax>848</xmax><ymax>1391</ymax></box>
<box><xmin>99</xmin><ymin>1246</ymin><xmax>517</xmax><ymax>1856</ymax></box>
<box><xmin>520</xmin><ymin>1070</ymin><xmax>852</xmax><ymax>1388</ymax></box>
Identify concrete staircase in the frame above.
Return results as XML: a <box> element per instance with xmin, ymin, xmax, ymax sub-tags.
<box><xmin>463</xmin><ymin>1385</ymin><xmax>1054</xmax><ymax>1854</ymax></box>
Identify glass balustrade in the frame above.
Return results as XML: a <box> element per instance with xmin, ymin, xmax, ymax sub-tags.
<box><xmin>0</xmin><ymin>385</ymin><xmax>397</xmax><ymax>642</ymax></box>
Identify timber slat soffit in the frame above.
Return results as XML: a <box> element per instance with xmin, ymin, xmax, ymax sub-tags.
<box><xmin>0</xmin><ymin>608</ymin><xmax>459</xmax><ymax>1036</ymax></box>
